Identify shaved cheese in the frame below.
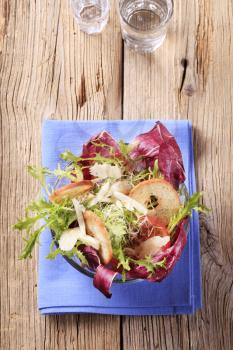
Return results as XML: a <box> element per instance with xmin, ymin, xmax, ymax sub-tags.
<box><xmin>109</xmin><ymin>180</ymin><xmax>132</xmax><ymax>195</ymax></box>
<box><xmin>72</xmin><ymin>199</ymin><xmax>86</xmax><ymax>236</ymax></box>
<box><xmin>137</xmin><ymin>236</ymin><xmax>170</xmax><ymax>259</ymax></box>
<box><xmin>58</xmin><ymin>227</ymin><xmax>100</xmax><ymax>251</ymax></box>
<box><xmin>115</xmin><ymin>199</ymin><xmax>123</xmax><ymax>208</ymax></box>
<box><xmin>89</xmin><ymin>181</ymin><xmax>111</xmax><ymax>207</ymax></box>
<box><xmin>90</xmin><ymin>163</ymin><xmax>122</xmax><ymax>180</ymax></box>
<box><xmin>58</xmin><ymin>228</ymin><xmax>81</xmax><ymax>251</ymax></box>
<box><xmin>113</xmin><ymin>191</ymin><xmax>148</xmax><ymax>215</ymax></box>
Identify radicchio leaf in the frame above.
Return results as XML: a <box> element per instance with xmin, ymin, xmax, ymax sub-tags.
<box><xmin>80</xmin><ymin>245</ymin><xmax>101</xmax><ymax>269</ymax></box>
<box><xmin>126</xmin><ymin>265</ymin><xmax>150</xmax><ymax>279</ymax></box>
<box><xmin>80</xmin><ymin>246</ymin><xmax>118</xmax><ymax>297</ymax></box>
<box><xmin>130</xmin><ymin>122</ymin><xmax>171</xmax><ymax>159</ymax></box>
<box><xmin>80</xmin><ymin>131</ymin><xmax>122</xmax><ymax>179</ymax></box>
<box><xmin>126</xmin><ymin>220</ymin><xmax>187</xmax><ymax>281</ymax></box>
<box><xmin>149</xmin><ymin>220</ymin><xmax>187</xmax><ymax>281</ymax></box>
<box><xmin>158</xmin><ymin>142</ymin><xmax>185</xmax><ymax>189</ymax></box>
<box><xmin>93</xmin><ymin>265</ymin><xmax>118</xmax><ymax>298</ymax></box>
<box><xmin>129</xmin><ymin>122</ymin><xmax>186</xmax><ymax>188</ymax></box>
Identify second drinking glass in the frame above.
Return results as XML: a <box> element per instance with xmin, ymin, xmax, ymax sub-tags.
<box><xmin>117</xmin><ymin>0</ymin><xmax>174</xmax><ymax>53</ymax></box>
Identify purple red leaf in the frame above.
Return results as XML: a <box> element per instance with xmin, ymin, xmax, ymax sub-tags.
<box><xmin>80</xmin><ymin>131</ymin><xmax>122</xmax><ymax>179</ymax></box>
<box><xmin>129</xmin><ymin>121</ymin><xmax>185</xmax><ymax>188</ymax></box>
<box><xmin>93</xmin><ymin>265</ymin><xmax>118</xmax><ymax>298</ymax></box>
<box><xmin>126</xmin><ymin>220</ymin><xmax>187</xmax><ymax>281</ymax></box>
<box><xmin>80</xmin><ymin>246</ymin><xmax>101</xmax><ymax>269</ymax></box>
<box><xmin>158</xmin><ymin>142</ymin><xmax>185</xmax><ymax>189</ymax></box>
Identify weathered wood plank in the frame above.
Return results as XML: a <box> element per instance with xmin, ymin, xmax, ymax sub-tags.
<box><xmin>122</xmin><ymin>0</ymin><xmax>233</xmax><ymax>349</ymax></box>
<box><xmin>0</xmin><ymin>0</ymin><xmax>122</xmax><ymax>349</ymax></box>
<box><xmin>1</xmin><ymin>0</ymin><xmax>233</xmax><ymax>349</ymax></box>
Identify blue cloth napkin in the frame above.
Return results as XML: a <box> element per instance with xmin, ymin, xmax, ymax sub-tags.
<box><xmin>38</xmin><ymin>120</ymin><xmax>202</xmax><ymax>315</ymax></box>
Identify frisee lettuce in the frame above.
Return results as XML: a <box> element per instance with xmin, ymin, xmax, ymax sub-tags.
<box><xmin>19</xmin><ymin>226</ymin><xmax>45</xmax><ymax>259</ymax></box>
<box><xmin>130</xmin><ymin>161</ymin><xmax>163</xmax><ymax>186</ymax></box>
<box><xmin>152</xmin><ymin>159</ymin><xmax>163</xmax><ymax>179</ymax></box>
<box><xmin>168</xmin><ymin>192</ymin><xmax>209</xmax><ymax>234</ymax></box>
<box><xmin>92</xmin><ymin>204</ymin><xmax>137</xmax><ymax>272</ymax></box>
<box><xmin>60</xmin><ymin>150</ymin><xmax>122</xmax><ymax>167</ymax></box>
<box><xmin>129</xmin><ymin>256</ymin><xmax>167</xmax><ymax>276</ymax></box>
<box><xmin>28</xmin><ymin>164</ymin><xmax>83</xmax><ymax>194</ymax></box>
<box><xmin>14</xmin><ymin>194</ymin><xmax>77</xmax><ymax>259</ymax></box>
<box><xmin>46</xmin><ymin>244</ymin><xmax>88</xmax><ymax>266</ymax></box>
<box><xmin>119</xmin><ymin>140</ymin><xmax>131</xmax><ymax>158</ymax></box>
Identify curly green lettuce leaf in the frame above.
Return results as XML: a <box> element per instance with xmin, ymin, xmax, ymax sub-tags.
<box><xmin>28</xmin><ymin>164</ymin><xmax>83</xmax><ymax>192</ymax></box>
<box><xmin>168</xmin><ymin>192</ymin><xmax>209</xmax><ymax>234</ymax></box>
<box><xmin>46</xmin><ymin>243</ymin><xmax>88</xmax><ymax>265</ymax></box>
<box><xmin>14</xmin><ymin>197</ymin><xmax>76</xmax><ymax>259</ymax></box>
<box><xmin>129</xmin><ymin>160</ymin><xmax>163</xmax><ymax>186</ymax></box>
<box><xmin>92</xmin><ymin>204</ymin><xmax>136</xmax><ymax>271</ymax></box>
<box><xmin>27</xmin><ymin>165</ymin><xmax>51</xmax><ymax>189</ymax></box>
<box><xmin>129</xmin><ymin>256</ymin><xmax>167</xmax><ymax>276</ymax></box>
<box><xmin>19</xmin><ymin>226</ymin><xmax>45</xmax><ymax>259</ymax></box>
<box><xmin>60</xmin><ymin>150</ymin><xmax>122</xmax><ymax>166</ymax></box>
<box><xmin>119</xmin><ymin>140</ymin><xmax>131</xmax><ymax>158</ymax></box>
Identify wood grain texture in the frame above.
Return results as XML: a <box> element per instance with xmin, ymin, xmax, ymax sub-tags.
<box><xmin>0</xmin><ymin>0</ymin><xmax>122</xmax><ymax>349</ymax></box>
<box><xmin>0</xmin><ymin>0</ymin><xmax>232</xmax><ymax>349</ymax></box>
<box><xmin>123</xmin><ymin>0</ymin><xmax>233</xmax><ymax>349</ymax></box>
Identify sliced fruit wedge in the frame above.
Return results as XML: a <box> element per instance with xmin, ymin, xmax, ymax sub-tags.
<box><xmin>129</xmin><ymin>178</ymin><xmax>180</xmax><ymax>225</ymax></box>
<box><xmin>49</xmin><ymin>180</ymin><xmax>94</xmax><ymax>203</ymax></box>
<box><xmin>83</xmin><ymin>211</ymin><xmax>113</xmax><ymax>264</ymax></box>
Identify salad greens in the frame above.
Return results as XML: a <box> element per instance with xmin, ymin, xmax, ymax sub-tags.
<box><xmin>14</xmin><ymin>195</ymin><xmax>76</xmax><ymax>259</ymax></box>
<box><xmin>92</xmin><ymin>204</ymin><xmax>133</xmax><ymax>271</ymax></box>
<box><xmin>60</xmin><ymin>150</ymin><xmax>123</xmax><ymax>167</ymax></box>
<box><xmin>14</xmin><ymin>161</ymin><xmax>206</xmax><ymax>270</ymax></box>
<box><xmin>14</xmin><ymin>122</ymin><xmax>209</xmax><ymax>298</ymax></box>
<box><xmin>129</xmin><ymin>256</ymin><xmax>167</xmax><ymax>276</ymax></box>
<box><xmin>168</xmin><ymin>192</ymin><xmax>208</xmax><ymax>234</ymax></box>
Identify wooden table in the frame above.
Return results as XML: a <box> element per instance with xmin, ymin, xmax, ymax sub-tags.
<box><xmin>1</xmin><ymin>0</ymin><xmax>232</xmax><ymax>349</ymax></box>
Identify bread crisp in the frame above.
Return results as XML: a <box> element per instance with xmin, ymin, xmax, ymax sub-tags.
<box><xmin>129</xmin><ymin>179</ymin><xmax>181</xmax><ymax>225</ymax></box>
<box><xmin>49</xmin><ymin>180</ymin><xmax>93</xmax><ymax>203</ymax></box>
<box><xmin>83</xmin><ymin>211</ymin><xmax>113</xmax><ymax>264</ymax></box>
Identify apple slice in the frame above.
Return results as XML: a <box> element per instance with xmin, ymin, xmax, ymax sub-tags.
<box><xmin>49</xmin><ymin>180</ymin><xmax>94</xmax><ymax>203</ymax></box>
<box><xmin>129</xmin><ymin>179</ymin><xmax>180</xmax><ymax>225</ymax></box>
<box><xmin>83</xmin><ymin>211</ymin><xmax>113</xmax><ymax>264</ymax></box>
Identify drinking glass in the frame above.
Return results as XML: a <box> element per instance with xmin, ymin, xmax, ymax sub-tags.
<box><xmin>70</xmin><ymin>0</ymin><xmax>110</xmax><ymax>34</ymax></box>
<box><xmin>117</xmin><ymin>0</ymin><xmax>173</xmax><ymax>53</ymax></box>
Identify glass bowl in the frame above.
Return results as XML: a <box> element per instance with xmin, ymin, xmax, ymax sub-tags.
<box><xmin>50</xmin><ymin>175</ymin><xmax>190</xmax><ymax>283</ymax></box>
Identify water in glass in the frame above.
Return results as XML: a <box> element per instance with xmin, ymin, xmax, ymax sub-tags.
<box><xmin>118</xmin><ymin>0</ymin><xmax>173</xmax><ymax>53</ymax></box>
<box><xmin>71</xmin><ymin>0</ymin><xmax>110</xmax><ymax>34</ymax></box>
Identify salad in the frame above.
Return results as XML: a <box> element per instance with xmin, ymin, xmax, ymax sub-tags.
<box><xmin>14</xmin><ymin>122</ymin><xmax>207</xmax><ymax>297</ymax></box>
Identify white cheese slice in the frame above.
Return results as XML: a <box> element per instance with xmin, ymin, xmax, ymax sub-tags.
<box><xmin>89</xmin><ymin>181</ymin><xmax>111</xmax><ymax>207</ymax></box>
<box><xmin>58</xmin><ymin>227</ymin><xmax>100</xmax><ymax>251</ymax></box>
<box><xmin>109</xmin><ymin>180</ymin><xmax>132</xmax><ymax>195</ymax></box>
<box><xmin>58</xmin><ymin>227</ymin><xmax>81</xmax><ymax>251</ymax></box>
<box><xmin>72</xmin><ymin>199</ymin><xmax>86</xmax><ymax>236</ymax></box>
<box><xmin>112</xmin><ymin>191</ymin><xmax>148</xmax><ymax>215</ymax></box>
<box><xmin>90</xmin><ymin>163</ymin><xmax>122</xmax><ymax>179</ymax></box>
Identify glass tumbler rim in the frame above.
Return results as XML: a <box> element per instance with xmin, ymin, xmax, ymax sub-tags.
<box><xmin>117</xmin><ymin>0</ymin><xmax>174</xmax><ymax>33</ymax></box>
<box><xmin>70</xmin><ymin>0</ymin><xmax>110</xmax><ymax>20</ymax></box>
